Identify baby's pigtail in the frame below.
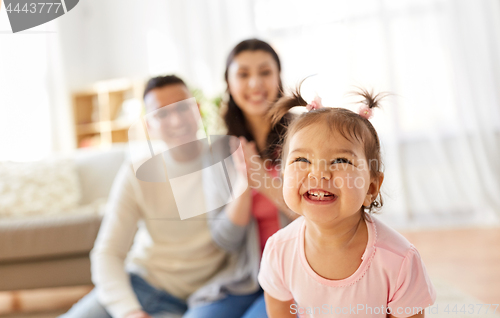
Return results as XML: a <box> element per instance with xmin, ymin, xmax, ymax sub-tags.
<box><xmin>354</xmin><ymin>87</ymin><xmax>389</xmax><ymax>110</ymax></box>
<box><xmin>270</xmin><ymin>88</ymin><xmax>307</xmax><ymax>127</ymax></box>
<box><xmin>265</xmin><ymin>84</ymin><xmax>307</xmax><ymax>163</ymax></box>
<box><xmin>351</xmin><ymin>87</ymin><xmax>389</xmax><ymax>120</ymax></box>
<box><xmin>361</xmin><ymin>88</ymin><xmax>387</xmax><ymax>108</ymax></box>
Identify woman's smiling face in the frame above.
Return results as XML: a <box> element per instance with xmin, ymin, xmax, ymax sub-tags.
<box><xmin>283</xmin><ymin>123</ymin><xmax>376</xmax><ymax>226</ymax></box>
<box><xmin>227</xmin><ymin>50</ymin><xmax>280</xmax><ymax>118</ymax></box>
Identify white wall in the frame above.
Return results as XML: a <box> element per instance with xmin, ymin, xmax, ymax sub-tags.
<box><xmin>56</xmin><ymin>0</ymin><xmax>258</xmax><ymax>95</ymax></box>
<box><xmin>57</xmin><ymin>0</ymin><xmax>150</xmax><ymax>90</ymax></box>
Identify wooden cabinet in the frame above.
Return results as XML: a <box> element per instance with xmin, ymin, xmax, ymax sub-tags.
<box><xmin>72</xmin><ymin>78</ymin><xmax>144</xmax><ymax>148</ymax></box>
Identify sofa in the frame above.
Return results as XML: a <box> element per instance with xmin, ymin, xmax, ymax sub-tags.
<box><xmin>0</xmin><ymin>145</ymin><xmax>127</xmax><ymax>291</ymax></box>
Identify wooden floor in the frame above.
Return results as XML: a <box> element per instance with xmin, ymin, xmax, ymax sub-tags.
<box><xmin>0</xmin><ymin>286</ymin><xmax>92</xmax><ymax>316</ymax></box>
<box><xmin>401</xmin><ymin>226</ymin><xmax>500</xmax><ymax>305</ymax></box>
<box><xmin>0</xmin><ymin>226</ymin><xmax>498</xmax><ymax>316</ymax></box>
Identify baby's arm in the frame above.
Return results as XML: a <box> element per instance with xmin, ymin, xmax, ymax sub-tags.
<box><xmin>387</xmin><ymin>246</ymin><xmax>436</xmax><ymax>318</ymax></box>
<box><xmin>264</xmin><ymin>292</ymin><xmax>296</xmax><ymax>318</ymax></box>
<box><xmin>388</xmin><ymin>312</ymin><xmax>425</xmax><ymax>318</ymax></box>
<box><xmin>259</xmin><ymin>231</ymin><xmax>297</xmax><ymax>317</ymax></box>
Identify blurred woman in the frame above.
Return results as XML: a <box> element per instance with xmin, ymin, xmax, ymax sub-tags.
<box><xmin>186</xmin><ymin>39</ymin><xmax>296</xmax><ymax>318</ymax></box>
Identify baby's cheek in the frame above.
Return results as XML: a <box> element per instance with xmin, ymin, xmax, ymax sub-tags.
<box><xmin>283</xmin><ymin>171</ymin><xmax>301</xmax><ymax>212</ymax></box>
<box><xmin>332</xmin><ymin>171</ymin><xmax>353</xmax><ymax>190</ymax></box>
<box><xmin>333</xmin><ymin>175</ymin><xmax>344</xmax><ymax>188</ymax></box>
<box><xmin>334</xmin><ymin>171</ymin><xmax>370</xmax><ymax>207</ymax></box>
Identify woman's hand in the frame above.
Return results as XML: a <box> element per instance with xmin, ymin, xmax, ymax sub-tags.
<box><xmin>221</xmin><ymin>137</ymin><xmax>253</xmax><ymax>227</ymax></box>
<box><xmin>229</xmin><ymin>136</ymin><xmax>250</xmax><ymax>189</ymax></box>
<box><xmin>238</xmin><ymin>137</ymin><xmax>270</xmax><ymax>189</ymax></box>
<box><xmin>124</xmin><ymin>310</ymin><xmax>152</xmax><ymax>318</ymax></box>
<box><xmin>239</xmin><ymin>137</ymin><xmax>267</xmax><ymax>188</ymax></box>
<box><xmin>239</xmin><ymin>137</ymin><xmax>299</xmax><ymax>220</ymax></box>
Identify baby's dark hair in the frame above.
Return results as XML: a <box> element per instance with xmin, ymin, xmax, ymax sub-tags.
<box><xmin>270</xmin><ymin>84</ymin><xmax>386</xmax><ymax>215</ymax></box>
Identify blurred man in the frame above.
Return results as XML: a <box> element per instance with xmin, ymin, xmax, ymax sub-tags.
<box><xmin>59</xmin><ymin>75</ymin><xmax>227</xmax><ymax>318</ymax></box>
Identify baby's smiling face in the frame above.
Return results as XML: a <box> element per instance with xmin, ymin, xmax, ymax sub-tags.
<box><xmin>283</xmin><ymin>123</ymin><xmax>377</xmax><ymax>226</ymax></box>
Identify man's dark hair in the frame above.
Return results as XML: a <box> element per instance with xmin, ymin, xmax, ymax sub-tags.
<box><xmin>143</xmin><ymin>75</ymin><xmax>187</xmax><ymax>99</ymax></box>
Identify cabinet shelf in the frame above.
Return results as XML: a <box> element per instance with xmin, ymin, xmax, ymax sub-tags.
<box><xmin>76</xmin><ymin>119</ymin><xmax>137</xmax><ymax>135</ymax></box>
<box><xmin>72</xmin><ymin>78</ymin><xmax>144</xmax><ymax>148</ymax></box>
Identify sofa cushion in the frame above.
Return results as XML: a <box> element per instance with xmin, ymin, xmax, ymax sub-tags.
<box><xmin>75</xmin><ymin>144</ymin><xmax>127</xmax><ymax>205</ymax></box>
<box><xmin>0</xmin><ymin>158</ymin><xmax>81</xmax><ymax>218</ymax></box>
<box><xmin>0</xmin><ymin>205</ymin><xmax>102</xmax><ymax>263</ymax></box>
<box><xmin>0</xmin><ymin>255</ymin><xmax>93</xmax><ymax>290</ymax></box>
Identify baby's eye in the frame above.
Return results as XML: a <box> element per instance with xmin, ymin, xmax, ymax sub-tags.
<box><xmin>332</xmin><ymin>157</ymin><xmax>352</xmax><ymax>165</ymax></box>
<box><xmin>293</xmin><ymin>157</ymin><xmax>310</xmax><ymax>164</ymax></box>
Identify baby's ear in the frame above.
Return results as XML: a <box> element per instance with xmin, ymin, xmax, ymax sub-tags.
<box><xmin>364</xmin><ymin>172</ymin><xmax>384</xmax><ymax>206</ymax></box>
<box><xmin>374</xmin><ymin>172</ymin><xmax>384</xmax><ymax>194</ymax></box>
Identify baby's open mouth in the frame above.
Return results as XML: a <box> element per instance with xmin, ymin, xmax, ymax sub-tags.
<box><xmin>305</xmin><ymin>189</ymin><xmax>336</xmax><ymax>201</ymax></box>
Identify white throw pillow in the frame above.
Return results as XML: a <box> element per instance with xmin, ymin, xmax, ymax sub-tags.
<box><xmin>0</xmin><ymin>159</ymin><xmax>81</xmax><ymax>218</ymax></box>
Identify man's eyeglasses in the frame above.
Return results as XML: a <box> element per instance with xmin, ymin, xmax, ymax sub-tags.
<box><xmin>153</xmin><ymin>102</ymin><xmax>191</xmax><ymax>120</ymax></box>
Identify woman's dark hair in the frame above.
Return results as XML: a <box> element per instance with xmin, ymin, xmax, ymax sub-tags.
<box><xmin>270</xmin><ymin>84</ymin><xmax>386</xmax><ymax>216</ymax></box>
<box><xmin>222</xmin><ymin>38</ymin><xmax>289</xmax><ymax>161</ymax></box>
<box><xmin>143</xmin><ymin>75</ymin><xmax>186</xmax><ymax>99</ymax></box>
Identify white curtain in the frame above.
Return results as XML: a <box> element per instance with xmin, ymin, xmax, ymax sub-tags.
<box><xmin>10</xmin><ymin>0</ymin><xmax>498</xmax><ymax>226</ymax></box>
<box><xmin>141</xmin><ymin>0</ymin><xmax>258</xmax><ymax>97</ymax></box>
<box><xmin>250</xmin><ymin>0</ymin><xmax>500</xmax><ymax>227</ymax></box>
<box><xmin>0</xmin><ymin>7</ymin><xmax>74</xmax><ymax>162</ymax></box>
<box><xmin>135</xmin><ymin>0</ymin><xmax>500</xmax><ymax>226</ymax></box>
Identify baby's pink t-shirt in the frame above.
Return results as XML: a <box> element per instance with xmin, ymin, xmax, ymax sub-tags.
<box><xmin>258</xmin><ymin>216</ymin><xmax>436</xmax><ymax>318</ymax></box>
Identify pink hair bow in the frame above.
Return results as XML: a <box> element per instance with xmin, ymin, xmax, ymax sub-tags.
<box><xmin>358</xmin><ymin>106</ymin><xmax>373</xmax><ymax>119</ymax></box>
<box><xmin>306</xmin><ymin>95</ymin><xmax>323</xmax><ymax>111</ymax></box>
